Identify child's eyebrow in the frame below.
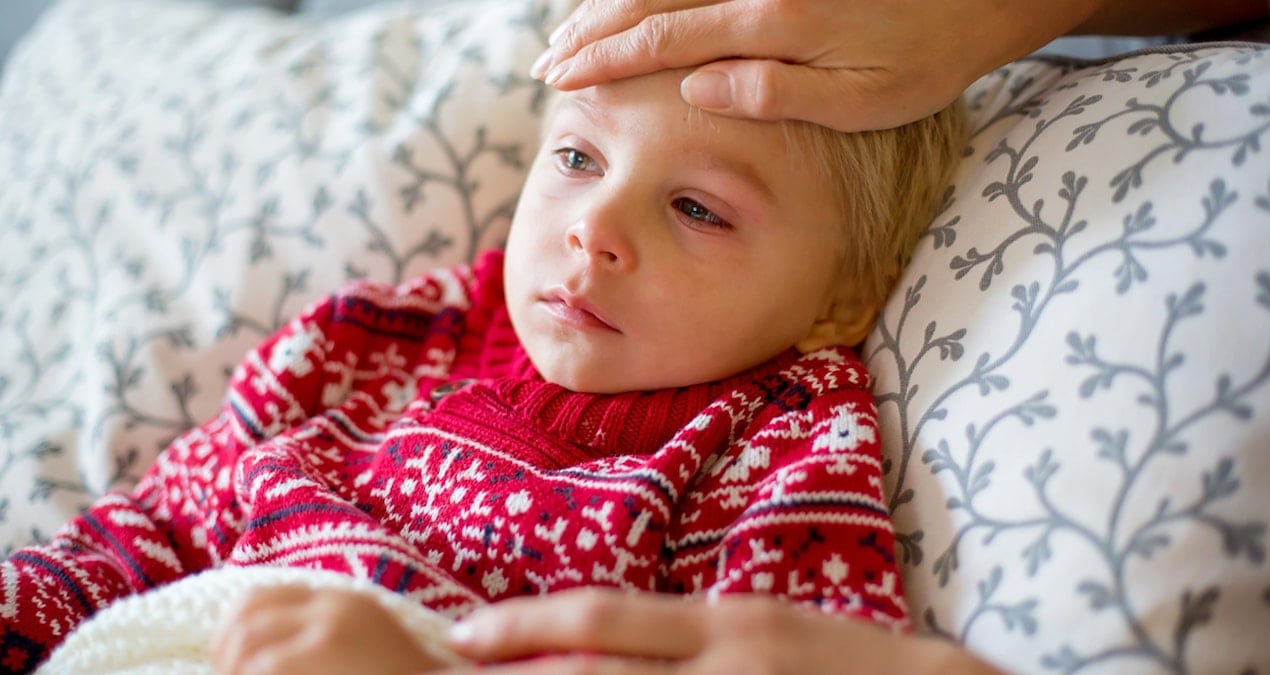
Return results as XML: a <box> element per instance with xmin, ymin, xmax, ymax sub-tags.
<box><xmin>560</xmin><ymin>95</ymin><xmax>606</xmax><ymax>129</ymax></box>
<box><xmin>561</xmin><ymin>93</ymin><xmax>778</xmax><ymax>204</ymax></box>
<box><xmin>691</xmin><ymin>151</ymin><xmax>777</xmax><ymax>203</ymax></box>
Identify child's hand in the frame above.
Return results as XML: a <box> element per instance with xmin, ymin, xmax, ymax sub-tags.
<box><xmin>212</xmin><ymin>585</ymin><xmax>442</xmax><ymax>675</ymax></box>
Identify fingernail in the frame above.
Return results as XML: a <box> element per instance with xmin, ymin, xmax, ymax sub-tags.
<box><xmin>548</xmin><ymin>21</ymin><xmax>568</xmax><ymax>46</ymax></box>
<box><xmin>544</xmin><ymin>59</ymin><xmax>571</xmax><ymax>87</ymax></box>
<box><xmin>682</xmin><ymin>71</ymin><xmax>733</xmax><ymax>110</ymax></box>
<box><xmin>530</xmin><ymin>49</ymin><xmax>553</xmax><ymax>80</ymax></box>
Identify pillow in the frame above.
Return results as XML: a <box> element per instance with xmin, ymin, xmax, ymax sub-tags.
<box><xmin>866</xmin><ymin>44</ymin><xmax>1270</xmax><ymax>673</ymax></box>
<box><xmin>0</xmin><ymin>0</ymin><xmax>571</xmax><ymax>552</ymax></box>
<box><xmin>296</xmin><ymin>0</ymin><xmax>391</xmax><ymax>17</ymax></box>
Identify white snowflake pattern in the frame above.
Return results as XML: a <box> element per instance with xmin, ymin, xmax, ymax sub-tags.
<box><xmin>505</xmin><ymin>490</ymin><xmax>532</xmax><ymax>516</ymax></box>
<box><xmin>823</xmin><ymin>553</ymin><xmax>850</xmax><ymax>586</ymax></box>
<box><xmin>812</xmin><ymin>405</ymin><xmax>877</xmax><ymax>454</ymax></box>
<box><xmin>321</xmin><ymin>354</ymin><xmax>357</xmax><ymax>407</ymax></box>
<box><xmin>267</xmin><ymin>323</ymin><xmax>324</xmax><ymax>377</ymax></box>
<box><xmin>382</xmin><ymin>378</ymin><xmax>418</xmax><ymax>412</ymax></box>
<box><xmin>482</xmin><ymin>567</ymin><xmax>509</xmax><ymax>597</ymax></box>
<box><xmin>718</xmin><ymin>441</ymin><xmax>772</xmax><ymax>484</ymax></box>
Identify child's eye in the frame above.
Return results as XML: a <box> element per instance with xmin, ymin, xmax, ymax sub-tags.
<box><xmin>553</xmin><ymin>147</ymin><xmax>601</xmax><ymax>175</ymax></box>
<box><xmin>672</xmin><ymin>198</ymin><xmax>732</xmax><ymax>230</ymax></box>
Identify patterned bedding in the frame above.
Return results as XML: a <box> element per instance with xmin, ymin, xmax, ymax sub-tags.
<box><xmin>0</xmin><ymin>1</ymin><xmax>1266</xmax><ymax>672</ymax></box>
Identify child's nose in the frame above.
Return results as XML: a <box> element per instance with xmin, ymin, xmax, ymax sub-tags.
<box><xmin>565</xmin><ymin>193</ymin><xmax>637</xmax><ymax>271</ymax></box>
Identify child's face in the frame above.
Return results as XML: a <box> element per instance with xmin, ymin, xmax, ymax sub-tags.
<box><xmin>505</xmin><ymin>70</ymin><xmax>846</xmax><ymax>393</ymax></box>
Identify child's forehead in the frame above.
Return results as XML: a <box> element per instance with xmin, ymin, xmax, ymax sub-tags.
<box><xmin>546</xmin><ymin>79</ymin><xmax>838</xmax><ymax>216</ymax></box>
<box><xmin>570</xmin><ymin>67</ymin><xmax>695</xmax><ymax>107</ymax></box>
<box><xmin>553</xmin><ymin>70</ymin><xmax>790</xmax><ymax>157</ymax></box>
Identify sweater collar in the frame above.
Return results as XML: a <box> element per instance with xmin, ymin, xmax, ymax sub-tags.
<box><xmin>490</xmin><ymin>346</ymin><xmax>800</xmax><ymax>457</ymax></box>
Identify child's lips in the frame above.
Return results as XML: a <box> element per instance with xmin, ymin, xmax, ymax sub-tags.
<box><xmin>541</xmin><ymin>289</ymin><xmax>621</xmax><ymax>333</ymax></box>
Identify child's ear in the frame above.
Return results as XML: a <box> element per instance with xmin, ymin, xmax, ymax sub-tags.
<box><xmin>795</xmin><ymin>296</ymin><xmax>877</xmax><ymax>353</ymax></box>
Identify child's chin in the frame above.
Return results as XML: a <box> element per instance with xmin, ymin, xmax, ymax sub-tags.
<box><xmin>543</xmin><ymin>370</ymin><xmax>622</xmax><ymax>394</ymax></box>
<box><xmin>537</xmin><ymin>362</ymin><xmax>638</xmax><ymax>395</ymax></box>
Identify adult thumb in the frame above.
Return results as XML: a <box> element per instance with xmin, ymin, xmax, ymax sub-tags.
<box><xmin>680</xmin><ymin>59</ymin><xmax>928</xmax><ymax>133</ymax></box>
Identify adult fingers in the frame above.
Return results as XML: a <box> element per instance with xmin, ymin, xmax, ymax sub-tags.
<box><xmin>542</xmin><ymin>1</ymin><xmax>785</xmax><ymax>90</ymax></box>
<box><xmin>441</xmin><ymin>654</ymin><xmax>676</xmax><ymax>675</ymax></box>
<box><xmin>548</xmin><ymin>0</ymin><xmax>722</xmax><ymax>62</ymax></box>
<box><xmin>448</xmin><ymin>589</ymin><xmax>707</xmax><ymax>663</ymax></box>
<box><xmin>681</xmin><ymin>59</ymin><xmax>961</xmax><ymax>132</ymax></box>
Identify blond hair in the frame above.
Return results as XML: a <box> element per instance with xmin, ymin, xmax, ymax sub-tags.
<box><xmin>783</xmin><ymin>101</ymin><xmax>967</xmax><ymax>330</ymax></box>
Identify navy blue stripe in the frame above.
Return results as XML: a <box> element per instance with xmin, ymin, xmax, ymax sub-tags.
<box><xmin>552</xmin><ymin>469</ymin><xmax>677</xmax><ymax>504</ymax></box>
<box><xmin>741</xmin><ymin>495</ymin><xmax>891</xmax><ymax>519</ymax></box>
<box><xmin>394</xmin><ymin>566</ymin><xmax>415</xmax><ymax>593</ymax></box>
<box><xmin>331</xmin><ymin>315</ymin><xmax>433</xmax><ymax>343</ymax></box>
<box><xmin>325</xmin><ymin>412</ymin><xmax>384</xmax><ymax>444</ymax></box>
<box><xmin>246</xmin><ymin>502</ymin><xmax>362</xmax><ymax>529</ymax></box>
<box><xmin>10</xmin><ymin>552</ymin><xmax>96</xmax><ymax>616</ymax></box>
<box><xmin>229</xmin><ymin>397</ymin><xmax>267</xmax><ymax>442</ymax></box>
<box><xmin>330</xmin><ymin>299</ymin><xmax>463</xmax><ymax>343</ymax></box>
<box><xmin>82</xmin><ymin>512</ymin><xmax>155</xmax><ymax>588</ymax></box>
<box><xmin>671</xmin><ymin>497</ymin><xmax>891</xmax><ymax>554</ymax></box>
<box><xmin>244</xmin><ymin>458</ymin><xmax>299</xmax><ymax>486</ymax></box>
<box><xmin>371</xmin><ymin>555</ymin><xmax>391</xmax><ymax>586</ymax></box>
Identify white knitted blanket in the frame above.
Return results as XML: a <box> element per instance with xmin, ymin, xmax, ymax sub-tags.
<box><xmin>36</xmin><ymin>566</ymin><xmax>465</xmax><ymax>674</ymax></box>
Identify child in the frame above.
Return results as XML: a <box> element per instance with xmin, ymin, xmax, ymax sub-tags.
<box><xmin>4</xmin><ymin>67</ymin><xmax>965</xmax><ymax>673</ymax></box>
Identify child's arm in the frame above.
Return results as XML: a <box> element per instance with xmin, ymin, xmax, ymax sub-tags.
<box><xmin>0</xmin><ymin>297</ymin><xmax>339</xmax><ymax>670</ymax></box>
<box><xmin>697</xmin><ymin>389</ymin><xmax>909</xmax><ymax>626</ymax></box>
<box><xmin>212</xmin><ymin>585</ymin><xmax>449</xmax><ymax>675</ymax></box>
<box><xmin>0</xmin><ymin>261</ymin><xmax>486</xmax><ymax>671</ymax></box>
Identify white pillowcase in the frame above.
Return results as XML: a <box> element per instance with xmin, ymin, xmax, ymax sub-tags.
<box><xmin>0</xmin><ymin>0</ymin><xmax>570</xmax><ymax>550</ymax></box>
<box><xmin>867</xmin><ymin>45</ymin><xmax>1270</xmax><ymax>674</ymax></box>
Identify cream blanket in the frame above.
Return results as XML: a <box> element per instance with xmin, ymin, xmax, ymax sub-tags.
<box><xmin>37</xmin><ymin>566</ymin><xmax>465</xmax><ymax>674</ymax></box>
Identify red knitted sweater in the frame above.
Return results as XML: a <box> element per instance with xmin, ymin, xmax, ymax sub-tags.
<box><xmin>1</xmin><ymin>250</ymin><xmax>906</xmax><ymax>672</ymax></box>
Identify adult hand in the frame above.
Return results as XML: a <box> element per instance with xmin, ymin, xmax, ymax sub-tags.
<box><xmin>443</xmin><ymin>588</ymin><xmax>1003</xmax><ymax>674</ymax></box>
<box><xmin>532</xmin><ymin>0</ymin><xmax>1269</xmax><ymax>132</ymax></box>
<box><xmin>212</xmin><ymin>585</ymin><xmax>445</xmax><ymax>675</ymax></box>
